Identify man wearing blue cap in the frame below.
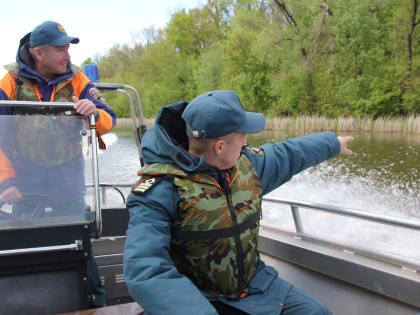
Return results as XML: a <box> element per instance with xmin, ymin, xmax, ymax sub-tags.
<box><xmin>0</xmin><ymin>21</ymin><xmax>114</xmax><ymax>307</ymax></box>
<box><xmin>124</xmin><ymin>90</ymin><xmax>354</xmax><ymax>314</ymax></box>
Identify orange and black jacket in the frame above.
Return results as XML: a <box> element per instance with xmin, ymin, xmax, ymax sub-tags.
<box><xmin>0</xmin><ymin>32</ymin><xmax>116</xmax><ymax>192</ymax></box>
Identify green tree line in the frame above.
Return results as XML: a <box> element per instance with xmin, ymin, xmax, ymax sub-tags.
<box><xmin>85</xmin><ymin>0</ymin><xmax>419</xmax><ymax>119</ymax></box>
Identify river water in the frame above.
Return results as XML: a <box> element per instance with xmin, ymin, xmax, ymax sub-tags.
<box><xmin>98</xmin><ymin>129</ymin><xmax>420</xmax><ymax>262</ymax></box>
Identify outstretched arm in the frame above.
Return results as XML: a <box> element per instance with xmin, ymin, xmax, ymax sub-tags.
<box><xmin>245</xmin><ymin>131</ymin><xmax>353</xmax><ymax>195</ymax></box>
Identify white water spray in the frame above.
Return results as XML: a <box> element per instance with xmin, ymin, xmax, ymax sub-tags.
<box><xmin>262</xmin><ymin>161</ymin><xmax>420</xmax><ymax>261</ymax></box>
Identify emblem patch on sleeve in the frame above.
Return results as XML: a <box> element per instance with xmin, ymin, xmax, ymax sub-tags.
<box><xmin>132</xmin><ymin>176</ymin><xmax>161</xmax><ymax>194</ymax></box>
<box><xmin>88</xmin><ymin>87</ymin><xmax>110</xmax><ymax>106</ymax></box>
<box><xmin>88</xmin><ymin>87</ymin><xmax>100</xmax><ymax>96</ymax></box>
<box><xmin>248</xmin><ymin>147</ymin><xmax>265</xmax><ymax>156</ymax></box>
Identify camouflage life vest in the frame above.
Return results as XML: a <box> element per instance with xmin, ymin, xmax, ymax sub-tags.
<box><xmin>135</xmin><ymin>154</ymin><xmax>262</xmax><ymax>300</ymax></box>
<box><xmin>9</xmin><ymin>66</ymin><xmax>82</xmax><ymax>168</ymax></box>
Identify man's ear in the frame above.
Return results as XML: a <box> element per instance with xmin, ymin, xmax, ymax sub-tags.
<box><xmin>32</xmin><ymin>47</ymin><xmax>43</xmax><ymax>61</ymax></box>
<box><xmin>213</xmin><ymin>139</ymin><xmax>224</xmax><ymax>155</ymax></box>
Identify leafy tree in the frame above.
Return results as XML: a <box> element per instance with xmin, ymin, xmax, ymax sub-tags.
<box><xmin>91</xmin><ymin>0</ymin><xmax>419</xmax><ymax>118</ymax></box>
<box><xmin>194</xmin><ymin>45</ymin><xmax>224</xmax><ymax>93</ymax></box>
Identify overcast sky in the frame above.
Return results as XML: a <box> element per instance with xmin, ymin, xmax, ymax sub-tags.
<box><xmin>0</xmin><ymin>0</ymin><xmax>203</xmax><ymax>76</ymax></box>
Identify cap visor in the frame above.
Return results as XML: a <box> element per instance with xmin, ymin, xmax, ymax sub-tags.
<box><xmin>237</xmin><ymin>112</ymin><xmax>266</xmax><ymax>134</ymax></box>
<box><xmin>49</xmin><ymin>36</ymin><xmax>79</xmax><ymax>46</ymax></box>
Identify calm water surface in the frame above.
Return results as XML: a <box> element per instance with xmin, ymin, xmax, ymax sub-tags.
<box><xmin>99</xmin><ymin>129</ymin><xmax>420</xmax><ymax>261</ymax></box>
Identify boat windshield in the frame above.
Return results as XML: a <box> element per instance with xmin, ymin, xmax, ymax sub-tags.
<box><xmin>0</xmin><ymin>114</ymin><xmax>96</xmax><ymax>229</ymax></box>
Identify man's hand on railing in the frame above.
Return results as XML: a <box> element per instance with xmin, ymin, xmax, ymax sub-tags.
<box><xmin>72</xmin><ymin>96</ymin><xmax>98</xmax><ymax>117</ymax></box>
<box><xmin>337</xmin><ymin>136</ymin><xmax>355</xmax><ymax>155</ymax></box>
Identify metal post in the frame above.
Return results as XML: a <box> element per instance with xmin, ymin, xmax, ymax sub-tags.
<box><xmin>291</xmin><ymin>205</ymin><xmax>304</xmax><ymax>234</ymax></box>
<box><xmin>91</xmin><ymin>84</ymin><xmax>144</xmax><ymax>166</ymax></box>
<box><xmin>101</xmin><ymin>186</ymin><xmax>107</xmax><ymax>205</ymax></box>
<box><xmin>125</xmin><ymin>85</ymin><xmax>146</xmax><ymax>166</ymax></box>
<box><xmin>115</xmin><ymin>89</ymin><xmax>142</xmax><ymax>165</ymax></box>
<box><xmin>89</xmin><ymin>114</ymin><xmax>102</xmax><ymax>238</ymax></box>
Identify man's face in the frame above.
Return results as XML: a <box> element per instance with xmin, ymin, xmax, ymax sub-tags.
<box><xmin>35</xmin><ymin>43</ymin><xmax>70</xmax><ymax>78</ymax></box>
<box><xmin>217</xmin><ymin>132</ymin><xmax>248</xmax><ymax>170</ymax></box>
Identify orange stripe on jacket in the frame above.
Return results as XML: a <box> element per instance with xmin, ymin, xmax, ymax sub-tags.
<box><xmin>0</xmin><ymin>149</ymin><xmax>15</xmax><ymax>183</ymax></box>
<box><xmin>71</xmin><ymin>72</ymin><xmax>90</xmax><ymax>97</ymax></box>
<box><xmin>0</xmin><ymin>74</ymin><xmax>17</xmax><ymax>183</ymax></box>
<box><xmin>96</xmin><ymin>109</ymin><xmax>114</xmax><ymax>135</ymax></box>
<box><xmin>33</xmin><ymin>82</ymin><xmax>43</xmax><ymax>101</ymax></box>
<box><xmin>0</xmin><ymin>73</ymin><xmax>17</xmax><ymax>99</ymax></box>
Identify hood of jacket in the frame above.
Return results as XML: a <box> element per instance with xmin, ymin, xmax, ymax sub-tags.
<box><xmin>140</xmin><ymin>101</ymin><xmax>220</xmax><ymax>174</ymax></box>
<box><xmin>8</xmin><ymin>32</ymin><xmax>75</xmax><ymax>85</ymax></box>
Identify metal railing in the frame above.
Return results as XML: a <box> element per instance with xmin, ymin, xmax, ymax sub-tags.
<box><xmin>93</xmin><ymin>83</ymin><xmax>146</xmax><ymax>167</ymax></box>
<box><xmin>0</xmin><ymin>100</ymin><xmax>75</xmax><ymax>108</ymax></box>
<box><xmin>86</xmin><ymin>182</ymin><xmax>133</xmax><ymax>205</ymax></box>
<box><xmin>263</xmin><ymin>196</ymin><xmax>420</xmax><ymax>231</ymax></box>
<box><xmin>0</xmin><ymin>240</ymin><xmax>83</xmax><ymax>257</ymax></box>
<box><xmin>262</xmin><ymin>196</ymin><xmax>420</xmax><ymax>270</ymax></box>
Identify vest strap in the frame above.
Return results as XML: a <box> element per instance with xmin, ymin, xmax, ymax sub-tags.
<box><xmin>172</xmin><ymin>209</ymin><xmax>260</xmax><ymax>240</ymax></box>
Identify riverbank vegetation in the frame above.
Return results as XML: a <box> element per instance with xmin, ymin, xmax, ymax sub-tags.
<box><xmin>87</xmin><ymin>0</ymin><xmax>419</xmax><ymax>121</ymax></box>
<box><xmin>116</xmin><ymin>115</ymin><xmax>420</xmax><ymax>133</ymax></box>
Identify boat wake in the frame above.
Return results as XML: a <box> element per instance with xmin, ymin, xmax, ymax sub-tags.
<box><xmin>262</xmin><ymin>161</ymin><xmax>420</xmax><ymax>261</ymax></box>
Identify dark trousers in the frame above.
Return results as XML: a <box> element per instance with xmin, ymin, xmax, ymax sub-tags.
<box><xmin>209</xmin><ymin>286</ymin><xmax>332</xmax><ymax>315</ymax></box>
<box><xmin>210</xmin><ymin>301</ymin><xmax>247</xmax><ymax>315</ymax></box>
<box><xmin>87</xmin><ymin>250</ymin><xmax>107</xmax><ymax>307</ymax></box>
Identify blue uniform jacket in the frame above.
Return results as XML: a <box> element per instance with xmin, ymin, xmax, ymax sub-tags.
<box><xmin>124</xmin><ymin>102</ymin><xmax>340</xmax><ymax>314</ymax></box>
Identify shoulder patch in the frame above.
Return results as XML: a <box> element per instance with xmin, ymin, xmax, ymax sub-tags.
<box><xmin>131</xmin><ymin>176</ymin><xmax>162</xmax><ymax>194</ymax></box>
<box><xmin>88</xmin><ymin>87</ymin><xmax>100</xmax><ymax>96</ymax></box>
<box><xmin>248</xmin><ymin>147</ymin><xmax>265</xmax><ymax>156</ymax></box>
<box><xmin>89</xmin><ymin>87</ymin><xmax>110</xmax><ymax>106</ymax></box>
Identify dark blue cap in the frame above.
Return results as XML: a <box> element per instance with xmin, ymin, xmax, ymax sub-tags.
<box><xmin>30</xmin><ymin>21</ymin><xmax>79</xmax><ymax>48</ymax></box>
<box><xmin>182</xmin><ymin>90</ymin><xmax>266</xmax><ymax>139</ymax></box>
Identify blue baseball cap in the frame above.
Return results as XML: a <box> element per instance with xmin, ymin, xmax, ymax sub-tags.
<box><xmin>182</xmin><ymin>90</ymin><xmax>266</xmax><ymax>139</ymax></box>
<box><xmin>30</xmin><ymin>21</ymin><xmax>79</xmax><ymax>48</ymax></box>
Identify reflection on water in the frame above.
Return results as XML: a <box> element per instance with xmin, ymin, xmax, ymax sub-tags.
<box><xmin>100</xmin><ymin>129</ymin><xmax>420</xmax><ymax>260</ymax></box>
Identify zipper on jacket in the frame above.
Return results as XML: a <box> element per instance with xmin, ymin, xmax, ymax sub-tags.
<box><xmin>220</xmin><ymin>171</ymin><xmax>245</xmax><ymax>299</ymax></box>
